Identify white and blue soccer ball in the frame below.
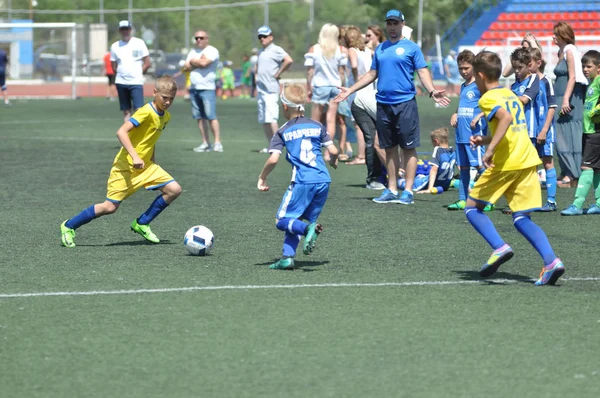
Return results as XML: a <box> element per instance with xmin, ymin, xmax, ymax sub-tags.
<box><xmin>184</xmin><ymin>225</ymin><xmax>214</xmax><ymax>256</ymax></box>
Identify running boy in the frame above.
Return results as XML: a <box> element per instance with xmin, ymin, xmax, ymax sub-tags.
<box><xmin>465</xmin><ymin>51</ymin><xmax>564</xmax><ymax>286</ymax></box>
<box><xmin>561</xmin><ymin>50</ymin><xmax>600</xmax><ymax>216</ymax></box>
<box><xmin>529</xmin><ymin>48</ymin><xmax>559</xmax><ymax>211</ymax></box>
<box><xmin>257</xmin><ymin>83</ymin><xmax>339</xmax><ymax>270</ymax></box>
<box><xmin>448</xmin><ymin>50</ymin><xmax>486</xmax><ymax>210</ymax></box>
<box><xmin>60</xmin><ymin>76</ymin><xmax>181</xmax><ymax>247</ymax></box>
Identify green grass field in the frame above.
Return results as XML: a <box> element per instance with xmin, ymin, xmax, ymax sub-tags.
<box><xmin>1</xmin><ymin>97</ymin><xmax>599</xmax><ymax>397</ymax></box>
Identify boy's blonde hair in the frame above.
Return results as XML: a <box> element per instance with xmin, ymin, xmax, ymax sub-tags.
<box><xmin>431</xmin><ymin>127</ymin><xmax>449</xmax><ymax>144</ymax></box>
<box><xmin>281</xmin><ymin>83</ymin><xmax>307</xmax><ymax>107</ymax></box>
<box><xmin>155</xmin><ymin>75</ymin><xmax>178</xmax><ymax>92</ymax></box>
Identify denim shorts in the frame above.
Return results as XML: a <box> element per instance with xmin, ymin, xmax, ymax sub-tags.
<box><xmin>190</xmin><ymin>89</ymin><xmax>217</xmax><ymax>120</ymax></box>
<box><xmin>116</xmin><ymin>84</ymin><xmax>144</xmax><ymax>111</ymax></box>
<box><xmin>311</xmin><ymin>86</ymin><xmax>339</xmax><ymax>105</ymax></box>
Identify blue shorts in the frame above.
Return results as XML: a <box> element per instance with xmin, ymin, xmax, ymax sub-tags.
<box><xmin>398</xmin><ymin>174</ymin><xmax>429</xmax><ymax>191</ymax></box>
<box><xmin>276</xmin><ymin>182</ymin><xmax>329</xmax><ymax>223</ymax></box>
<box><xmin>312</xmin><ymin>86</ymin><xmax>339</xmax><ymax>105</ymax></box>
<box><xmin>116</xmin><ymin>84</ymin><xmax>144</xmax><ymax>111</ymax></box>
<box><xmin>532</xmin><ymin>137</ymin><xmax>553</xmax><ymax>158</ymax></box>
<box><xmin>456</xmin><ymin>143</ymin><xmax>484</xmax><ymax>167</ymax></box>
<box><xmin>190</xmin><ymin>89</ymin><xmax>217</xmax><ymax>120</ymax></box>
<box><xmin>0</xmin><ymin>72</ymin><xmax>6</xmax><ymax>90</ymax></box>
<box><xmin>376</xmin><ymin>99</ymin><xmax>420</xmax><ymax>149</ymax></box>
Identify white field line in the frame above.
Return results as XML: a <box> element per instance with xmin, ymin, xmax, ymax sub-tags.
<box><xmin>1</xmin><ymin>277</ymin><xmax>599</xmax><ymax>299</ymax></box>
<box><xmin>0</xmin><ymin>135</ymin><xmax>264</xmax><ymax>144</ymax></box>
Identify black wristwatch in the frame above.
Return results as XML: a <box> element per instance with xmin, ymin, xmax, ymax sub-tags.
<box><xmin>429</xmin><ymin>89</ymin><xmax>436</xmax><ymax>98</ymax></box>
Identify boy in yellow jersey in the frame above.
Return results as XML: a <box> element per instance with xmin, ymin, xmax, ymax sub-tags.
<box><xmin>60</xmin><ymin>76</ymin><xmax>182</xmax><ymax>247</ymax></box>
<box><xmin>466</xmin><ymin>51</ymin><xmax>564</xmax><ymax>286</ymax></box>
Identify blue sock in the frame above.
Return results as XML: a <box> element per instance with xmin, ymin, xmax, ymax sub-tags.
<box><xmin>276</xmin><ymin>218</ymin><xmax>308</xmax><ymax>235</ymax></box>
<box><xmin>65</xmin><ymin>205</ymin><xmax>97</xmax><ymax>230</ymax></box>
<box><xmin>512</xmin><ymin>212</ymin><xmax>556</xmax><ymax>265</ymax></box>
<box><xmin>465</xmin><ymin>206</ymin><xmax>506</xmax><ymax>250</ymax></box>
<box><xmin>138</xmin><ymin>195</ymin><xmax>169</xmax><ymax>225</ymax></box>
<box><xmin>282</xmin><ymin>231</ymin><xmax>300</xmax><ymax>257</ymax></box>
<box><xmin>458</xmin><ymin>168</ymin><xmax>470</xmax><ymax>201</ymax></box>
<box><xmin>545</xmin><ymin>168</ymin><xmax>557</xmax><ymax>203</ymax></box>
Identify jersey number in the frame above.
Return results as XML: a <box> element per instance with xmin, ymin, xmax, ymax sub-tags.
<box><xmin>505</xmin><ymin>100</ymin><xmax>526</xmax><ymax>125</ymax></box>
<box><xmin>438</xmin><ymin>159</ymin><xmax>456</xmax><ymax>180</ymax></box>
<box><xmin>300</xmin><ymin>138</ymin><xmax>317</xmax><ymax>167</ymax></box>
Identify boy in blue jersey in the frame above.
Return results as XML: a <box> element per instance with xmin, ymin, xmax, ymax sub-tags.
<box><xmin>448</xmin><ymin>50</ymin><xmax>487</xmax><ymax>211</ymax></box>
<box><xmin>60</xmin><ymin>76</ymin><xmax>182</xmax><ymax>247</ymax></box>
<box><xmin>510</xmin><ymin>47</ymin><xmax>539</xmax><ymax>139</ymax></box>
<box><xmin>258</xmin><ymin>83</ymin><xmax>339</xmax><ymax>270</ymax></box>
<box><xmin>529</xmin><ymin>48</ymin><xmax>559</xmax><ymax>211</ymax></box>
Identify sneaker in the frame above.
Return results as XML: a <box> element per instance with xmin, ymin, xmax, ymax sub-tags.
<box><xmin>193</xmin><ymin>142</ymin><xmax>211</xmax><ymax>152</ymax></box>
<box><xmin>60</xmin><ymin>220</ymin><xmax>76</xmax><ymax>248</ymax></box>
<box><xmin>303</xmin><ymin>223</ymin><xmax>323</xmax><ymax>255</ymax></box>
<box><xmin>4</xmin><ymin>101</ymin><xmax>11</xmax><ymax>107</ymax></box>
<box><xmin>398</xmin><ymin>190</ymin><xmax>414</xmax><ymax>205</ymax></box>
<box><xmin>537</xmin><ymin>201</ymin><xmax>557</xmax><ymax>212</ymax></box>
<box><xmin>269</xmin><ymin>257</ymin><xmax>295</xmax><ymax>270</ymax></box>
<box><xmin>584</xmin><ymin>204</ymin><xmax>600</xmax><ymax>215</ymax></box>
<box><xmin>130</xmin><ymin>219</ymin><xmax>160</xmax><ymax>243</ymax></box>
<box><xmin>213</xmin><ymin>142</ymin><xmax>223</xmax><ymax>153</ymax></box>
<box><xmin>447</xmin><ymin>200</ymin><xmax>466</xmax><ymax>211</ymax></box>
<box><xmin>483</xmin><ymin>204</ymin><xmax>495</xmax><ymax>212</ymax></box>
<box><xmin>560</xmin><ymin>204</ymin><xmax>583</xmax><ymax>216</ymax></box>
<box><xmin>366</xmin><ymin>181</ymin><xmax>386</xmax><ymax>190</ymax></box>
<box><xmin>534</xmin><ymin>259</ymin><xmax>565</xmax><ymax>286</ymax></box>
<box><xmin>479</xmin><ymin>244</ymin><xmax>514</xmax><ymax>277</ymax></box>
<box><xmin>373</xmin><ymin>189</ymin><xmax>400</xmax><ymax>203</ymax></box>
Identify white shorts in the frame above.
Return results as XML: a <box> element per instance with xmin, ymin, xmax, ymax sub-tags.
<box><xmin>258</xmin><ymin>92</ymin><xmax>279</xmax><ymax>124</ymax></box>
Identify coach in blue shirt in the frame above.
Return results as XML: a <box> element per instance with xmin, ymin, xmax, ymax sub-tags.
<box><xmin>336</xmin><ymin>9</ymin><xmax>450</xmax><ymax>205</ymax></box>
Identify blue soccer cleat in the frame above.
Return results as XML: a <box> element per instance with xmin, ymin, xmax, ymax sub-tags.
<box><xmin>534</xmin><ymin>259</ymin><xmax>565</xmax><ymax>286</ymax></box>
<box><xmin>373</xmin><ymin>189</ymin><xmax>400</xmax><ymax>204</ymax></box>
<box><xmin>584</xmin><ymin>204</ymin><xmax>600</xmax><ymax>215</ymax></box>
<box><xmin>479</xmin><ymin>244</ymin><xmax>514</xmax><ymax>277</ymax></box>
<box><xmin>560</xmin><ymin>204</ymin><xmax>583</xmax><ymax>216</ymax></box>
<box><xmin>398</xmin><ymin>190</ymin><xmax>414</xmax><ymax>205</ymax></box>
<box><xmin>538</xmin><ymin>201</ymin><xmax>557</xmax><ymax>212</ymax></box>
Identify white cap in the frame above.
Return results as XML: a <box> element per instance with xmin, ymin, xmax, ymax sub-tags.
<box><xmin>119</xmin><ymin>20</ymin><xmax>132</xmax><ymax>29</ymax></box>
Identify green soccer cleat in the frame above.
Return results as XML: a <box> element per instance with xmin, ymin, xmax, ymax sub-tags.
<box><xmin>131</xmin><ymin>219</ymin><xmax>160</xmax><ymax>243</ymax></box>
<box><xmin>479</xmin><ymin>244</ymin><xmax>514</xmax><ymax>277</ymax></box>
<box><xmin>447</xmin><ymin>200</ymin><xmax>466</xmax><ymax>210</ymax></box>
<box><xmin>483</xmin><ymin>204</ymin><xmax>495</xmax><ymax>212</ymax></box>
<box><xmin>269</xmin><ymin>257</ymin><xmax>295</xmax><ymax>270</ymax></box>
<box><xmin>303</xmin><ymin>223</ymin><xmax>323</xmax><ymax>255</ymax></box>
<box><xmin>60</xmin><ymin>220</ymin><xmax>76</xmax><ymax>248</ymax></box>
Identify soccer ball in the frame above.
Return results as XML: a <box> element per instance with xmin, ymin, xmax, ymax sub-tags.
<box><xmin>184</xmin><ymin>225</ymin><xmax>214</xmax><ymax>256</ymax></box>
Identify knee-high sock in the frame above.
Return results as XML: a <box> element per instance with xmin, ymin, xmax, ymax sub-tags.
<box><xmin>65</xmin><ymin>205</ymin><xmax>97</xmax><ymax>230</ymax></box>
<box><xmin>574</xmin><ymin>169</ymin><xmax>594</xmax><ymax>209</ymax></box>
<box><xmin>512</xmin><ymin>212</ymin><xmax>556</xmax><ymax>266</ymax></box>
<box><xmin>282</xmin><ymin>232</ymin><xmax>301</xmax><ymax>257</ymax></box>
<box><xmin>458</xmin><ymin>168</ymin><xmax>470</xmax><ymax>201</ymax></box>
<box><xmin>276</xmin><ymin>218</ymin><xmax>308</xmax><ymax>235</ymax></box>
<box><xmin>465</xmin><ymin>207</ymin><xmax>505</xmax><ymax>250</ymax></box>
<box><xmin>594</xmin><ymin>172</ymin><xmax>600</xmax><ymax>206</ymax></box>
<box><xmin>545</xmin><ymin>167</ymin><xmax>557</xmax><ymax>203</ymax></box>
<box><xmin>138</xmin><ymin>195</ymin><xmax>169</xmax><ymax>225</ymax></box>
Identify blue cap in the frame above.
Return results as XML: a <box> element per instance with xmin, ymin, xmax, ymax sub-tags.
<box><xmin>257</xmin><ymin>26</ymin><xmax>272</xmax><ymax>36</ymax></box>
<box><xmin>385</xmin><ymin>9</ymin><xmax>404</xmax><ymax>22</ymax></box>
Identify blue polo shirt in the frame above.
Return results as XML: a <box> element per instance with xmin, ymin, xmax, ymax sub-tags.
<box><xmin>371</xmin><ymin>38</ymin><xmax>428</xmax><ymax>105</ymax></box>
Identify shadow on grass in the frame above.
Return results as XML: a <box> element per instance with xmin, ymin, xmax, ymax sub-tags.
<box><xmin>254</xmin><ymin>259</ymin><xmax>330</xmax><ymax>272</ymax></box>
<box><xmin>75</xmin><ymin>240</ymin><xmax>176</xmax><ymax>247</ymax></box>
<box><xmin>453</xmin><ymin>270</ymin><xmax>534</xmax><ymax>285</ymax></box>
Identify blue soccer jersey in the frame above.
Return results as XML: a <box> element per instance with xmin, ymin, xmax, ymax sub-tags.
<box><xmin>534</xmin><ymin>75</ymin><xmax>557</xmax><ymax>141</ymax></box>
<box><xmin>456</xmin><ymin>81</ymin><xmax>486</xmax><ymax>144</ymax></box>
<box><xmin>511</xmin><ymin>74</ymin><xmax>539</xmax><ymax>138</ymax></box>
<box><xmin>269</xmin><ymin>117</ymin><xmax>333</xmax><ymax>184</ymax></box>
<box><xmin>371</xmin><ymin>38</ymin><xmax>428</xmax><ymax>104</ymax></box>
<box><xmin>429</xmin><ymin>146</ymin><xmax>457</xmax><ymax>189</ymax></box>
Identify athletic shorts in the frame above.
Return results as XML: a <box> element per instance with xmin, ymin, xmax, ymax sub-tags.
<box><xmin>106</xmin><ymin>162</ymin><xmax>174</xmax><ymax>203</ymax></box>
<box><xmin>222</xmin><ymin>79</ymin><xmax>235</xmax><ymax>90</ymax></box>
<box><xmin>469</xmin><ymin>166</ymin><xmax>541</xmax><ymax>212</ymax></box>
<box><xmin>240</xmin><ymin>77</ymin><xmax>252</xmax><ymax>86</ymax></box>
<box><xmin>582</xmin><ymin>132</ymin><xmax>600</xmax><ymax>169</ymax></box>
<box><xmin>190</xmin><ymin>89</ymin><xmax>217</xmax><ymax>120</ymax></box>
<box><xmin>116</xmin><ymin>84</ymin><xmax>144</xmax><ymax>111</ymax></box>
<box><xmin>106</xmin><ymin>74</ymin><xmax>116</xmax><ymax>86</ymax></box>
<box><xmin>276</xmin><ymin>182</ymin><xmax>329</xmax><ymax>223</ymax></box>
<box><xmin>311</xmin><ymin>86</ymin><xmax>339</xmax><ymax>105</ymax></box>
<box><xmin>257</xmin><ymin>91</ymin><xmax>279</xmax><ymax>123</ymax></box>
<box><xmin>0</xmin><ymin>72</ymin><xmax>6</xmax><ymax>90</ymax></box>
<box><xmin>456</xmin><ymin>143</ymin><xmax>484</xmax><ymax>167</ymax></box>
<box><xmin>376</xmin><ymin>99</ymin><xmax>420</xmax><ymax>149</ymax></box>
<box><xmin>531</xmin><ymin>137</ymin><xmax>554</xmax><ymax>158</ymax></box>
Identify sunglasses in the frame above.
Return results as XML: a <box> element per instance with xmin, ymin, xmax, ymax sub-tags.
<box><xmin>258</xmin><ymin>35</ymin><xmax>269</xmax><ymax>39</ymax></box>
<box><xmin>195</xmin><ymin>36</ymin><xmax>206</xmax><ymax>40</ymax></box>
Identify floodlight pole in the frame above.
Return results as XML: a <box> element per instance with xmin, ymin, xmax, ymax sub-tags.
<box><xmin>8</xmin><ymin>0</ymin><xmax>12</xmax><ymax>20</ymax></box>
<box><xmin>417</xmin><ymin>0</ymin><xmax>424</xmax><ymax>48</ymax></box>
<box><xmin>128</xmin><ymin>0</ymin><xmax>133</xmax><ymax>24</ymax></box>
<box><xmin>99</xmin><ymin>0</ymin><xmax>104</xmax><ymax>24</ymax></box>
<box><xmin>184</xmin><ymin>0</ymin><xmax>190</xmax><ymax>49</ymax></box>
<box><xmin>264</xmin><ymin>0</ymin><xmax>269</xmax><ymax>26</ymax></box>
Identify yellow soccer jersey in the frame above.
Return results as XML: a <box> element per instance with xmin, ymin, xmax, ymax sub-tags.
<box><xmin>479</xmin><ymin>87</ymin><xmax>541</xmax><ymax>171</ymax></box>
<box><xmin>113</xmin><ymin>102</ymin><xmax>170</xmax><ymax>168</ymax></box>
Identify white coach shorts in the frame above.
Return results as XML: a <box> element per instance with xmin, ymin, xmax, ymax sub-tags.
<box><xmin>257</xmin><ymin>92</ymin><xmax>279</xmax><ymax>123</ymax></box>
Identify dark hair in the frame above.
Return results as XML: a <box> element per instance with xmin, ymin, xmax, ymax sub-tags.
<box><xmin>457</xmin><ymin>50</ymin><xmax>475</xmax><ymax>65</ymax></box>
<box><xmin>367</xmin><ymin>25</ymin><xmax>385</xmax><ymax>43</ymax></box>
<box><xmin>472</xmin><ymin>51</ymin><xmax>502</xmax><ymax>81</ymax></box>
<box><xmin>553</xmin><ymin>22</ymin><xmax>575</xmax><ymax>45</ymax></box>
<box><xmin>510</xmin><ymin>47</ymin><xmax>532</xmax><ymax>65</ymax></box>
<box><xmin>582</xmin><ymin>50</ymin><xmax>600</xmax><ymax>66</ymax></box>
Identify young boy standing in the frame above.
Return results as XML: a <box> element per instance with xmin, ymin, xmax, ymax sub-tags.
<box><xmin>448</xmin><ymin>50</ymin><xmax>486</xmax><ymax>211</ymax></box>
<box><xmin>258</xmin><ymin>83</ymin><xmax>339</xmax><ymax>270</ymax></box>
<box><xmin>60</xmin><ymin>76</ymin><xmax>182</xmax><ymax>247</ymax></box>
<box><xmin>465</xmin><ymin>51</ymin><xmax>564</xmax><ymax>286</ymax></box>
<box><xmin>510</xmin><ymin>47</ymin><xmax>539</xmax><ymax>140</ymax></box>
<box><xmin>561</xmin><ymin>50</ymin><xmax>600</xmax><ymax>216</ymax></box>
